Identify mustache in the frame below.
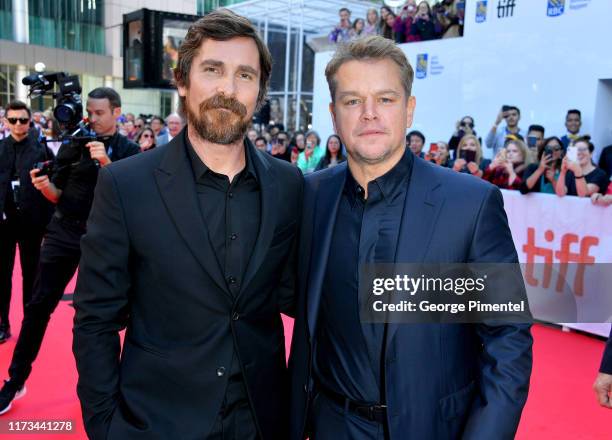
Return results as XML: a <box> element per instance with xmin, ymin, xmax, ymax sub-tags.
<box><xmin>199</xmin><ymin>94</ymin><xmax>247</xmax><ymax>118</ymax></box>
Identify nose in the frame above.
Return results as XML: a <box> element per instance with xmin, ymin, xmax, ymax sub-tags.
<box><xmin>216</xmin><ymin>73</ymin><xmax>237</xmax><ymax>97</ymax></box>
<box><xmin>360</xmin><ymin>98</ymin><xmax>378</xmax><ymax>122</ymax></box>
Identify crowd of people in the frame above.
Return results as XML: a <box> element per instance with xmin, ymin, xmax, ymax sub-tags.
<box><xmin>329</xmin><ymin>1</ymin><xmax>465</xmax><ymax>44</ymax></box>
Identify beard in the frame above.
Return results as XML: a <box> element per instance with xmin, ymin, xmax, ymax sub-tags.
<box><xmin>184</xmin><ymin>94</ymin><xmax>250</xmax><ymax>145</ymax></box>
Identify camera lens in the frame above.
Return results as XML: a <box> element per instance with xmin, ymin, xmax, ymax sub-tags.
<box><xmin>54</xmin><ymin>103</ymin><xmax>77</xmax><ymax>123</ymax></box>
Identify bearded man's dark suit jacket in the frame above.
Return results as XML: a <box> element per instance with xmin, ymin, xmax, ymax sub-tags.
<box><xmin>289</xmin><ymin>153</ymin><xmax>533</xmax><ymax>439</ymax></box>
<box><xmin>73</xmin><ymin>130</ymin><xmax>303</xmax><ymax>440</ymax></box>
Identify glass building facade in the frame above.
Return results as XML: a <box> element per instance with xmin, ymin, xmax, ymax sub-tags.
<box><xmin>28</xmin><ymin>0</ymin><xmax>105</xmax><ymax>54</ymax></box>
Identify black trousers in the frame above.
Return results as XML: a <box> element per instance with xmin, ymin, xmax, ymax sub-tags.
<box><xmin>206</xmin><ymin>369</ymin><xmax>260</xmax><ymax>440</ymax></box>
<box><xmin>8</xmin><ymin>215</ymin><xmax>84</xmax><ymax>387</ymax></box>
<box><xmin>0</xmin><ymin>216</ymin><xmax>46</xmax><ymax>328</ymax></box>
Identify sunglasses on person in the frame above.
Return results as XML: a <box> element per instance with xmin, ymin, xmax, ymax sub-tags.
<box><xmin>7</xmin><ymin>117</ymin><xmax>30</xmax><ymax>125</ymax></box>
<box><xmin>135</xmin><ymin>124</ymin><xmax>143</xmax><ymax>128</ymax></box>
<box><xmin>141</xmin><ymin>134</ymin><xmax>153</xmax><ymax>138</ymax></box>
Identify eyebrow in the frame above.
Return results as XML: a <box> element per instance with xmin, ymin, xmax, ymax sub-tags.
<box><xmin>337</xmin><ymin>89</ymin><xmax>401</xmax><ymax>99</ymax></box>
<box><xmin>199</xmin><ymin>59</ymin><xmax>259</xmax><ymax>76</ymax></box>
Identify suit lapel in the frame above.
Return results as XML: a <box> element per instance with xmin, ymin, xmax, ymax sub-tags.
<box><xmin>386</xmin><ymin>158</ymin><xmax>444</xmax><ymax>344</ymax></box>
<box><xmin>307</xmin><ymin>164</ymin><xmax>347</xmax><ymax>338</ymax></box>
<box><xmin>238</xmin><ymin>146</ymin><xmax>276</xmax><ymax>298</ymax></box>
<box><xmin>153</xmin><ymin>139</ymin><xmax>230</xmax><ymax>297</ymax></box>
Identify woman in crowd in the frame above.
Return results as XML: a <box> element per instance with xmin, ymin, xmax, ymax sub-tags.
<box><xmin>363</xmin><ymin>8</ymin><xmax>379</xmax><ymax>36</ymax></box>
<box><xmin>555</xmin><ymin>136</ymin><xmax>609</xmax><ymax>197</ymax></box>
<box><xmin>406</xmin><ymin>1</ymin><xmax>439</xmax><ymax>42</ymax></box>
<box><xmin>43</xmin><ymin>117</ymin><xmax>62</xmax><ymax>156</ymax></box>
<box><xmin>483</xmin><ymin>139</ymin><xmax>529</xmax><ymax>190</ymax></box>
<box><xmin>381</xmin><ymin>10</ymin><xmax>397</xmax><ymax>40</ymax></box>
<box><xmin>429</xmin><ymin>141</ymin><xmax>450</xmax><ymax>167</ymax></box>
<box><xmin>393</xmin><ymin>0</ymin><xmax>417</xmax><ymax>43</ymax></box>
<box><xmin>271</xmin><ymin>137</ymin><xmax>290</xmax><ymax>161</ymax></box>
<box><xmin>448</xmin><ymin>115</ymin><xmax>477</xmax><ymax>158</ymax></box>
<box><xmin>450</xmin><ymin>135</ymin><xmax>489</xmax><ymax>177</ymax></box>
<box><xmin>350</xmin><ymin>18</ymin><xmax>365</xmax><ymax>40</ymax></box>
<box><xmin>291</xmin><ymin>131</ymin><xmax>306</xmax><ymax>154</ymax></box>
<box><xmin>297</xmin><ymin>130</ymin><xmax>324</xmax><ymax>174</ymax></box>
<box><xmin>520</xmin><ymin>136</ymin><xmax>564</xmax><ymax>194</ymax></box>
<box><xmin>315</xmin><ymin>134</ymin><xmax>346</xmax><ymax>171</ymax></box>
<box><xmin>290</xmin><ymin>147</ymin><xmax>300</xmax><ymax>166</ymax></box>
<box><xmin>136</xmin><ymin>126</ymin><xmax>156</xmax><ymax>152</ymax></box>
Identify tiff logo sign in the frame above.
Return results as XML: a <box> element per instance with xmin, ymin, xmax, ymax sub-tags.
<box><xmin>497</xmin><ymin>0</ymin><xmax>516</xmax><ymax>18</ymax></box>
<box><xmin>522</xmin><ymin>227</ymin><xmax>598</xmax><ymax>296</ymax></box>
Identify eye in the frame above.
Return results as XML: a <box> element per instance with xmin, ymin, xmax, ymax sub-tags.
<box><xmin>345</xmin><ymin>99</ymin><xmax>361</xmax><ymax>106</ymax></box>
<box><xmin>239</xmin><ymin>72</ymin><xmax>254</xmax><ymax>80</ymax></box>
<box><xmin>379</xmin><ymin>97</ymin><xmax>394</xmax><ymax>103</ymax></box>
<box><xmin>204</xmin><ymin>66</ymin><xmax>220</xmax><ymax>74</ymax></box>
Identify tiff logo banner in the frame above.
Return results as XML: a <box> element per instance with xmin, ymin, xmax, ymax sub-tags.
<box><xmin>497</xmin><ymin>0</ymin><xmax>517</xmax><ymax>18</ymax></box>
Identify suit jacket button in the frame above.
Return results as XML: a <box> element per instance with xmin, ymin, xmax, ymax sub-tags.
<box><xmin>216</xmin><ymin>367</ymin><xmax>226</xmax><ymax>377</ymax></box>
<box><xmin>232</xmin><ymin>312</ymin><xmax>240</xmax><ymax>321</ymax></box>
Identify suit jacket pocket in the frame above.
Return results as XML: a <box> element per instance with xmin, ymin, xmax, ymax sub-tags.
<box><xmin>439</xmin><ymin>380</ymin><xmax>476</xmax><ymax>421</ymax></box>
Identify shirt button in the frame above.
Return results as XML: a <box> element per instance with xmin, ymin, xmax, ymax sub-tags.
<box><xmin>227</xmin><ymin>276</ymin><xmax>237</xmax><ymax>285</ymax></box>
<box><xmin>232</xmin><ymin>312</ymin><xmax>240</xmax><ymax>321</ymax></box>
<box><xmin>228</xmin><ymin>192</ymin><xmax>234</xmax><ymax>198</ymax></box>
<box><xmin>216</xmin><ymin>367</ymin><xmax>226</xmax><ymax>377</ymax></box>
<box><xmin>230</xmin><ymin>233</ymin><xmax>237</xmax><ymax>240</ymax></box>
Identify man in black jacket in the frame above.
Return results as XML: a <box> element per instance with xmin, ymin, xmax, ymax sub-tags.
<box><xmin>73</xmin><ymin>10</ymin><xmax>302</xmax><ymax>440</ymax></box>
<box><xmin>0</xmin><ymin>87</ymin><xmax>139</xmax><ymax>415</ymax></box>
<box><xmin>0</xmin><ymin>101</ymin><xmax>54</xmax><ymax>343</ymax></box>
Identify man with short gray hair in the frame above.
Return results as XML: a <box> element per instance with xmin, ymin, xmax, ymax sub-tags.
<box><xmin>156</xmin><ymin>112</ymin><xmax>184</xmax><ymax>146</ymax></box>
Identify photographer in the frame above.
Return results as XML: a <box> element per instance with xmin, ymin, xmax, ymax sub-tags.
<box><xmin>0</xmin><ymin>87</ymin><xmax>139</xmax><ymax>414</ymax></box>
<box><xmin>0</xmin><ymin>101</ymin><xmax>54</xmax><ymax>344</ymax></box>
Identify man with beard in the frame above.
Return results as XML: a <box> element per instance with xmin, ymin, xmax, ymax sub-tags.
<box><xmin>73</xmin><ymin>9</ymin><xmax>303</xmax><ymax>440</ymax></box>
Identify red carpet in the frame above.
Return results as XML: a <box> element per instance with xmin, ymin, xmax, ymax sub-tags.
<box><xmin>0</xmin><ymin>254</ymin><xmax>609</xmax><ymax>439</ymax></box>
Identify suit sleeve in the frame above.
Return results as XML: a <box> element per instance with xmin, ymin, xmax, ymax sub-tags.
<box><xmin>462</xmin><ymin>186</ymin><xmax>533</xmax><ymax>440</ymax></box>
<box><xmin>73</xmin><ymin>167</ymin><xmax>131</xmax><ymax>440</ymax></box>
<box><xmin>601</xmin><ymin>328</ymin><xmax>612</xmax><ymax>374</ymax></box>
<box><xmin>276</xmin><ymin>167</ymin><xmax>304</xmax><ymax>317</ymax></box>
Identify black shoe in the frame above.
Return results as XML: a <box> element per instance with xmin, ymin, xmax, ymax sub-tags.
<box><xmin>0</xmin><ymin>327</ymin><xmax>10</xmax><ymax>344</ymax></box>
<box><xmin>0</xmin><ymin>379</ymin><xmax>26</xmax><ymax>415</ymax></box>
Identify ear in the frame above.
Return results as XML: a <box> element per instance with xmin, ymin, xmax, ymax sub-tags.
<box><xmin>112</xmin><ymin>106</ymin><xmax>122</xmax><ymax>119</ymax></box>
<box><xmin>405</xmin><ymin>95</ymin><xmax>416</xmax><ymax>129</ymax></box>
<box><xmin>329</xmin><ymin>102</ymin><xmax>338</xmax><ymax>134</ymax></box>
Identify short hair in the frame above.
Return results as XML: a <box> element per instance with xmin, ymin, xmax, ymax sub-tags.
<box><xmin>325</xmin><ymin>35</ymin><xmax>414</xmax><ymax>103</ymax></box>
<box><xmin>574</xmin><ymin>135</ymin><xmax>594</xmax><ymax>153</ymax></box>
<box><xmin>339</xmin><ymin>7</ymin><xmax>351</xmax><ymax>14</ymax></box>
<box><xmin>566</xmin><ymin>109</ymin><xmax>581</xmax><ymax>119</ymax></box>
<box><xmin>528</xmin><ymin>124</ymin><xmax>545</xmax><ymax>136</ymax></box>
<box><xmin>174</xmin><ymin>9</ymin><xmax>272</xmax><ymax>109</ymax></box>
<box><xmin>254</xmin><ymin>136</ymin><xmax>266</xmax><ymax>145</ymax></box>
<box><xmin>88</xmin><ymin>87</ymin><xmax>121</xmax><ymax>109</ymax></box>
<box><xmin>407</xmin><ymin>130</ymin><xmax>425</xmax><ymax>144</ymax></box>
<box><xmin>165</xmin><ymin>112</ymin><xmax>183</xmax><ymax>123</ymax></box>
<box><xmin>151</xmin><ymin>116</ymin><xmax>164</xmax><ymax>125</ymax></box>
<box><xmin>507</xmin><ymin>106</ymin><xmax>520</xmax><ymax>115</ymax></box>
<box><xmin>5</xmin><ymin>100</ymin><xmax>31</xmax><ymax>118</ymax></box>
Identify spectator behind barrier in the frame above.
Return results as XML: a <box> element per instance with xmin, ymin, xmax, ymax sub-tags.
<box><xmin>483</xmin><ymin>139</ymin><xmax>530</xmax><ymax>190</ymax></box>
<box><xmin>315</xmin><ymin>134</ymin><xmax>347</xmax><ymax>171</ymax></box>
<box><xmin>136</xmin><ymin>126</ymin><xmax>156</xmax><ymax>152</ymax></box>
<box><xmin>407</xmin><ymin>130</ymin><xmax>425</xmax><ymax>158</ymax></box>
<box><xmin>254</xmin><ymin>136</ymin><xmax>267</xmax><ymax>151</ymax></box>
<box><xmin>486</xmin><ymin>105</ymin><xmax>526</xmax><ymax>155</ymax></box>
<box><xmin>405</xmin><ymin>1</ymin><xmax>439</xmax><ymax>42</ymax></box>
<box><xmin>350</xmin><ymin>19</ymin><xmax>366</xmax><ymax>40</ymax></box>
<box><xmin>297</xmin><ymin>130</ymin><xmax>324</xmax><ymax>174</ymax></box>
<box><xmin>556</xmin><ymin>136</ymin><xmax>609</xmax><ymax>197</ymax></box>
<box><xmin>451</xmin><ymin>134</ymin><xmax>490</xmax><ymax>177</ymax></box>
<box><xmin>394</xmin><ymin>0</ymin><xmax>417</xmax><ymax>44</ymax></box>
<box><xmin>429</xmin><ymin>141</ymin><xmax>450</xmax><ymax>167</ymax></box>
<box><xmin>560</xmin><ymin>109</ymin><xmax>582</xmax><ymax>149</ymax></box>
<box><xmin>521</xmin><ymin>136</ymin><xmax>564</xmax><ymax>195</ymax></box>
<box><xmin>329</xmin><ymin>8</ymin><xmax>352</xmax><ymax>43</ymax></box>
<box><xmin>526</xmin><ymin>124</ymin><xmax>545</xmax><ymax>162</ymax></box>
<box><xmin>363</xmin><ymin>8</ymin><xmax>379</xmax><ymax>37</ymax></box>
<box><xmin>381</xmin><ymin>10</ymin><xmax>397</xmax><ymax>40</ymax></box>
<box><xmin>448</xmin><ymin>115</ymin><xmax>477</xmax><ymax>158</ymax></box>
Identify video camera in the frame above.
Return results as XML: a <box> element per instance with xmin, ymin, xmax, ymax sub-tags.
<box><xmin>23</xmin><ymin>63</ymin><xmax>110</xmax><ymax>171</ymax></box>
